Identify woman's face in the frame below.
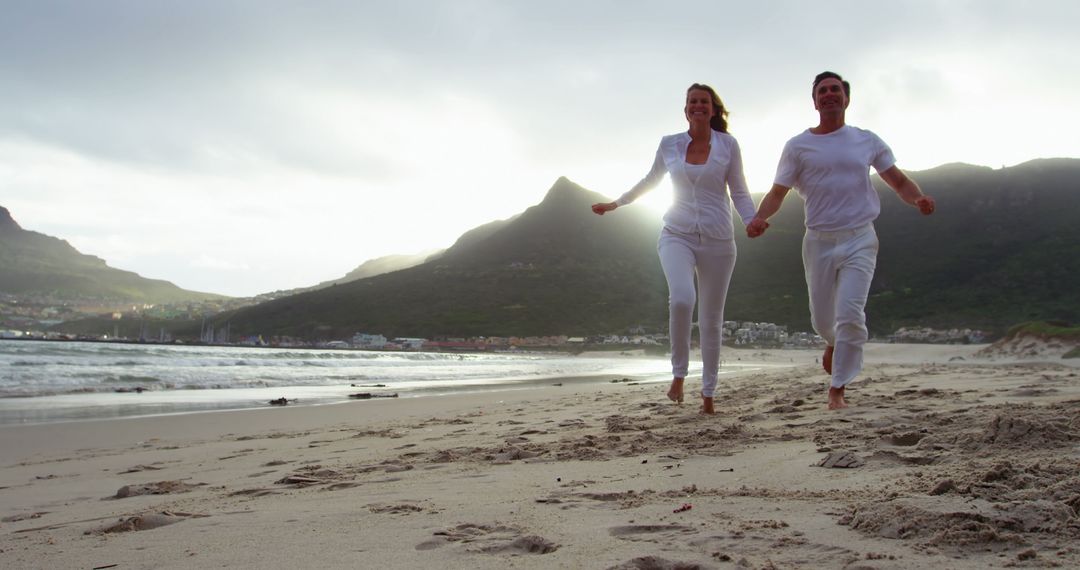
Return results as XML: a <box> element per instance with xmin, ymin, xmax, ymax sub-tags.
<box><xmin>685</xmin><ymin>89</ymin><xmax>715</xmax><ymax>124</ymax></box>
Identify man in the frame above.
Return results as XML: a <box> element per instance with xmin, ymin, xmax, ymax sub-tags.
<box><xmin>747</xmin><ymin>71</ymin><xmax>935</xmax><ymax>410</ymax></box>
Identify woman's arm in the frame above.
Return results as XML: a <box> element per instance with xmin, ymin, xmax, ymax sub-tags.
<box><xmin>591</xmin><ymin>143</ymin><xmax>666</xmax><ymax>215</ymax></box>
<box><xmin>726</xmin><ymin>137</ymin><xmax>757</xmax><ymax>225</ymax></box>
<box><xmin>615</xmin><ymin>145</ymin><xmax>666</xmax><ymax>207</ymax></box>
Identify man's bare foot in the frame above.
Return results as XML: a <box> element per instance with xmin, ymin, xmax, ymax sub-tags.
<box><xmin>822</xmin><ymin>345</ymin><xmax>834</xmax><ymax>375</ymax></box>
<box><xmin>700</xmin><ymin>396</ymin><xmax>715</xmax><ymax>415</ymax></box>
<box><xmin>667</xmin><ymin>378</ymin><xmax>684</xmax><ymax>404</ymax></box>
<box><xmin>827</xmin><ymin>386</ymin><xmax>848</xmax><ymax>410</ymax></box>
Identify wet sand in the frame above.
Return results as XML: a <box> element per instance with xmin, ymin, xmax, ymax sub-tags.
<box><xmin>2</xmin><ymin>343</ymin><xmax>1078</xmax><ymax>569</ymax></box>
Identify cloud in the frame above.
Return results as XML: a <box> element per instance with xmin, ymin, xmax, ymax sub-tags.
<box><xmin>1</xmin><ymin>0</ymin><xmax>1078</xmax><ymax>296</ymax></box>
<box><xmin>190</xmin><ymin>255</ymin><xmax>251</xmax><ymax>271</ymax></box>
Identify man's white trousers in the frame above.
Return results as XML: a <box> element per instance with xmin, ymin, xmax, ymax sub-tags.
<box><xmin>802</xmin><ymin>224</ymin><xmax>878</xmax><ymax>389</ymax></box>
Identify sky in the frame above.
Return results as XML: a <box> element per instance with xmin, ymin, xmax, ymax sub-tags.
<box><xmin>3</xmin><ymin>1</ymin><xmax>1078</xmax><ymax>298</ymax></box>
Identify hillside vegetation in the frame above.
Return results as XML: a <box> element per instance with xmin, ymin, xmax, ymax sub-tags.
<box><xmin>0</xmin><ymin>207</ymin><xmax>222</xmax><ymax>303</ymax></box>
<box><xmin>205</xmin><ymin>159</ymin><xmax>1079</xmax><ymax>340</ymax></box>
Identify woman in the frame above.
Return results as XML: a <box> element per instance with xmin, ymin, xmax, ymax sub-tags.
<box><xmin>591</xmin><ymin>83</ymin><xmax>755</xmax><ymax>414</ymax></box>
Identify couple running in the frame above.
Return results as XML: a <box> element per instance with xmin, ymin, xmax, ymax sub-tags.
<box><xmin>591</xmin><ymin>71</ymin><xmax>936</xmax><ymax>413</ymax></box>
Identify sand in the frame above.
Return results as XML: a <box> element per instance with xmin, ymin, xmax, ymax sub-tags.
<box><xmin>2</xmin><ymin>343</ymin><xmax>1078</xmax><ymax>569</ymax></box>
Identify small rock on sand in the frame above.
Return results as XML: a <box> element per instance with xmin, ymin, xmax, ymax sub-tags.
<box><xmin>818</xmin><ymin>451</ymin><xmax>865</xmax><ymax>468</ymax></box>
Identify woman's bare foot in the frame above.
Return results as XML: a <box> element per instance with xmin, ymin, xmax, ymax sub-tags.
<box><xmin>827</xmin><ymin>386</ymin><xmax>848</xmax><ymax>410</ymax></box>
<box><xmin>700</xmin><ymin>396</ymin><xmax>715</xmax><ymax>415</ymax></box>
<box><xmin>822</xmin><ymin>345</ymin><xmax>834</xmax><ymax>374</ymax></box>
<box><xmin>667</xmin><ymin>378</ymin><xmax>684</xmax><ymax>404</ymax></box>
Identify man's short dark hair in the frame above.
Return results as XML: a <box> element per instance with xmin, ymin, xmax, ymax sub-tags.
<box><xmin>813</xmin><ymin>71</ymin><xmax>851</xmax><ymax>98</ymax></box>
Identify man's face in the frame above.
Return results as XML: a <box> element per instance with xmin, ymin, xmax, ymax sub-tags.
<box><xmin>813</xmin><ymin>78</ymin><xmax>848</xmax><ymax>112</ymax></box>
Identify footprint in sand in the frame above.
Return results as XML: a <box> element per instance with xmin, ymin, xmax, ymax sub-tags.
<box><xmin>228</xmin><ymin>488</ymin><xmax>281</xmax><ymax>497</ymax></box>
<box><xmin>479</xmin><ymin>535</ymin><xmax>559</xmax><ymax>554</ymax></box>
<box><xmin>367</xmin><ymin>503</ymin><xmax>425</xmax><ymax>514</ymax></box>
<box><xmin>605</xmin><ymin>555</ymin><xmax>712</xmax><ymax>569</ymax></box>
<box><xmin>416</xmin><ymin>522</ymin><xmax>559</xmax><ymax>555</ymax></box>
<box><xmin>110</xmin><ymin>480</ymin><xmax>203</xmax><ymax>499</ymax></box>
<box><xmin>608</xmin><ymin>524</ymin><xmax>696</xmax><ymax>544</ymax></box>
<box><xmin>118</xmin><ymin>463</ymin><xmax>165</xmax><ymax>474</ymax></box>
<box><xmin>2</xmin><ymin>511</ymin><xmax>50</xmax><ymax>523</ymax></box>
<box><xmin>263</xmin><ymin>459</ymin><xmax>291</xmax><ymax>466</ymax></box>
<box><xmin>87</xmin><ymin>511</ymin><xmax>207</xmax><ymax>534</ymax></box>
<box><xmin>690</xmin><ymin>534</ymin><xmax>860</xmax><ymax>569</ymax></box>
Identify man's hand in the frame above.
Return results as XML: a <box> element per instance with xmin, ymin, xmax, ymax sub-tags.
<box><xmin>746</xmin><ymin>217</ymin><xmax>769</xmax><ymax>238</ymax></box>
<box><xmin>591</xmin><ymin>202</ymin><xmax>617</xmax><ymax>215</ymax></box>
<box><xmin>880</xmin><ymin>166</ymin><xmax>933</xmax><ymax>215</ymax></box>
<box><xmin>915</xmin><ymin>195</ymin><xmax>935</xmax><ymax>215</ymax></box>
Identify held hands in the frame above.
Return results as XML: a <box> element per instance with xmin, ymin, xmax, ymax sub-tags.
<box><xmin>915</xmin><ymin>195</ymin><xmax>935</xmax><ymax>216</ymax></box>
<box><xmin>746</xmin><ymin>217</ymin><xmax>769</xmax><ymax>238</ymax></box>
<box><xmin>591</xmin><ymin>202</ymin><xmax>617</xmax><ymax>215</ymax></box>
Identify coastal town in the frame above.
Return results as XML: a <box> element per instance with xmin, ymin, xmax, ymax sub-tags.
<box><xmin>1</xmin><ymin>291</ymin><xmax>988</xmax><ymax>350</ymax></box>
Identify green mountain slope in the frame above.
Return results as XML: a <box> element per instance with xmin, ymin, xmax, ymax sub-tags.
<box><xmin>730</xmin><ymin>158</ymin><xmax>1080</xmax><ymax>332</ymax></box>
<box><xmin>286</xmin><ymin>249</ymin><xmax>446</xmax><ymax>295</ymax></box>
<box><xmin>867</xmin><ymin>159</ymin><xmax>1079</xmax><ymax>331</ymax></box>
<box><xmin>199</xmin><ymin>159</ymin><xmax>1080</xmax><ymax>339</ymax></box>
<box><xmin>218</xmin><ymin>178</ymin><xmax>667</xmax><ymax>339</ymax></box>
<box><xmin>0</xmin><ymin>207</ymin><xmax>223</xmax><ymax>303</ymax></box>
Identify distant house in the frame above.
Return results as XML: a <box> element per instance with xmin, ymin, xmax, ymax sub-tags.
<box><xmin>238</xmin><ymin>335</ymin><xmax>267</xmax><ymax>346</ymax></box>
<box><xmin>424</xmin><ymin>340</ymin><xmax>488</xmax><ymax>351</ymax></box>
<box><xmin>393</xmin><ymin>337</ymin><xmax>427</xmax><ymax>350</ymax></box>
<box><xmin>352</xmin><ymin>333</ymin><xmax>387</xmax><ymax>349</ymax></box>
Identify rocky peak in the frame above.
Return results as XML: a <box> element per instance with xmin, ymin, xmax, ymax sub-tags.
<box><xmin>0</xmin><ymin>206</ymin><xmax>22</xmax><ymax>232</ymax></box>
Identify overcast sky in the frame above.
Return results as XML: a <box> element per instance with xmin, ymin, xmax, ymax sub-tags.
<box><xmin>3</xmin><ymin>0</ymin><xmax>1077</xmax><ymax>297</ymax></box>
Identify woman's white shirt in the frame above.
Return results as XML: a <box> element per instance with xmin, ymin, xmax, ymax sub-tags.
<box><xmin>615</xmin><ymin>130</ymin><xmax>755</xmax><ymax>239</ymax></box>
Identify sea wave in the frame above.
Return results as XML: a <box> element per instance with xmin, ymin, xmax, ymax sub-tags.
<box><xmin>0</xmin><ymin>339</ymin><xmax>674</xmax><ymax>401</ymax></box>
<box><xmin>10</xmin><ymin>360</ymin><xmax>50</xmax><ymax>366</ymax></box>
<box><xmin>109</xmin><ymin>374</ymin><xmax>165</xmax><ymax>383</ymax></box>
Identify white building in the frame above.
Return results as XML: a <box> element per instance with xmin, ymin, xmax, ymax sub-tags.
<box><xmin>352</xmin><ymin>333</ymin><xmax>388</xmax><ymax>349</ymax></box>
<box><xmin>393</xmin><ymin>337</ymin><xmax>427</xmax><ymax>350</ymax></box>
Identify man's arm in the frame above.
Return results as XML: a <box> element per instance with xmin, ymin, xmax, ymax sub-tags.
<box><xmin>879</xmin><ymin>166</ymin><xmax>934</xmax><ymax>215</ymax></box>
<box><xmin>747</xmin><ymin>183</ymin><xmax>792</xmax><ymax>238</ymax></box>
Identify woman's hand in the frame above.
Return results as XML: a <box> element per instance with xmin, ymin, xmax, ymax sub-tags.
<box><xmin>915</xmin><ymin>195</ymin><xmax>935</xmax><ymax>215</ymax></box>
<box><xmin>591</xmin><ymin>202</ymin><xmax>617</xmax><ymax>215</ymax></box>
<box><xmin>746</xmin><ymin>217</ymin><xmax>769</xmax><ymax>238</ymax></box>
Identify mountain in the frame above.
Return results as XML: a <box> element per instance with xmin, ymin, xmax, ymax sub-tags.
<box><xmin>866</xmin><ymin>158</ymin><xmax>1079</xmax><ymax>331</ymax></box>
<box><xmin>0</xmin><ymin>206</ymin><xmax>223</xmax><ymax>303</ymax></box>
<box><xmin>214</xmin><ymin>177</ymin><xmax>668</xmax><ymax>339</ymax></box>
<box><xmin>86</xmin><ymin>158</ymin><xmax>1080</xmax><ymax>340</ymax></box>
<box><xmin>261</xmin><ymin>214</ymin><xmax>518</xmax><ymax>299</ymax></box>
<box><xmin>207</xmin><ymin>159</ymin><xmax>1079</xmax><ymax>340</ymax></box>
<box><xmin>307</xmin><ymin>249</ymin><xmax>444</xmax><ymax>290</ymax></box>
<box><xmin>730</xmin><ymin>158</ymin><xmax>1080</xmax><ymax>333</ymax></box>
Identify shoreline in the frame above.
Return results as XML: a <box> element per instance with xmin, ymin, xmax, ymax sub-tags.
<box><xmin>3</xmin><ymin>342</ymin><xmax>1071</xmax><ymax>429</ymax></box>
<box><xmin>0</xmin><ymin>372</ymin><xmax>669</xmax><ymax>429</ymax></box>
<box><xmin>0</xmin><ymin>345</ymin><xmax>820</xmax><ymax>427</ymax></box>
<box><xmin>1</xmin><ymin>335</ymin><xmax>658</xmax><ymax>355</ymax></box>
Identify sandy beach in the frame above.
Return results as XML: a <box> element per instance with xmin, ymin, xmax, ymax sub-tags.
<box><xmin>2</xmin><ymin>343</ymin><xmax>1078</xmax><ymax>569</ymax></box>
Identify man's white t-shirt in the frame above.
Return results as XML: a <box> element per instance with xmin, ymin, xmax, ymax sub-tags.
<box><xmin>773</xmin><ymin>125</ymin><xmax>896</xmax><ymax>232</ymax></box>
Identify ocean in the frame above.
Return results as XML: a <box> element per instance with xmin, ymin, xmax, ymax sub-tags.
<box><xmin>0</xmin><ymin>340</ymin><xmax>751</xmax><ymax>425</ymax></box>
